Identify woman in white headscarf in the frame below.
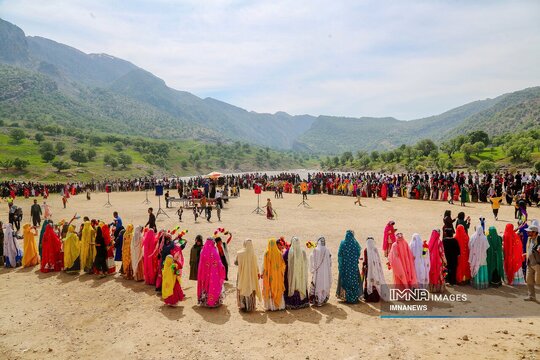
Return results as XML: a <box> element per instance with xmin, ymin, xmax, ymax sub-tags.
<box><xmin>130</xmin><ymin>226</ymin><xmax>144</xmax><ymax>281</ymax></box>
<box><xmin>284</xmin><ymin>236</ymin><xmax>309</xmax><ymax>309</ymax></box>
<box><xmin>469</xmin><ymin>225</ymin><xmax>490</xmax><ymax>290</ymax></box>
<box><xmin>309</xmin><ymin>236</ymin><xmax>332</xmax><ymax>306</ymax></box>
<box><xmin>362</xmin><ymin>237</ymin><xmax>389</xmax><ymax>302</ymax></box>
<box><xmin>3</xmin><ymin>223</ymin><xmax>22</xmax><ymax>268</ymax></box>
<box><xmin>235</xmin><ymin>239</ymin><xmax>261</xmax><ymax>312</ymax></box>
<box><xmin>409</xmin><ymin>233</ymin><xmax>430</xmax><ymax>289</ymax></box>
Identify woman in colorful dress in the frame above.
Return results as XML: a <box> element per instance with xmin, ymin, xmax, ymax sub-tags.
<box><xmin>309</xmin><ymin>236</ymin><xmax>332</xmax><ymax>306</ymax></box>
<box><xmin>22</xmin><ymin>223</ymin><xmax>39</xmax><ymax>267</ymax></box>
<box><xmin>122</xmin><ymin>224</ymin><xmax>134</xmax><ymax>280</ymax></box>
<box><xmin>283</xmin><ymin>237</ymin><xmax>309</xmax><ymax>310</ymax></box>
<box><xmin>142</xmin><ymin>229</ymin><xmax>158</xmax><ymax>285</ymax></box>
<box><xmin>262</xmin><ymin>238</ymin><xmax>286</xmax><ymax>311</ymax></box>
<box><xmin>428</xmin><ymin>230</ymin><xmax>446</xmax><ymax>293</ymax></box>
<box><xmin>502</xmin><ymin>223</ymin><xmax>525</xmax><ymax>285</ymax></box>
<box><xmin>80</xmin><ymin>220</ymin><xmax>96</xmax><ymax>274</ymax></box>
<box><xmin>336</xmin><ymin>230</ymin><xmax>362</xmax><ymax>303</ymax></box>
<box><xmin>362</xmin><ymin>237</ymin><xmax>389</xmax><ymax>302</ymax></box>
<box><xmin>235</xmin><ymin>239</ymin><xmax>261</xmax><ymax>312</ymax></box>
<box><xmin>101</xmin><ymin>224</ymin><xmax>116</xmax><ymax>275</ymax></box>
<box><xmin>469</xmin><ymin>225</ymin><xmax>490</xmax><ymax>289</ymax></box>
<box><xmin>3</xmin><ymin>223</ymin><xmax>22</xmax><ymax>268</ymax></box>
<box><xmin>131</xmin><ymin>226</ymin><xmax>144</xmax><ymax>281</ymax></box>
<box><xmin>382</xmin><ymin>221</ymin><xmax>396</xmax><ymax>258</ymax></box>
<box><xmin>409</xmin><ymin>233</ymin><xmax>430</xmax><ymax>289</ymax></box>
<box><xmin>486</xmin><ymin>226</ymin><xmax>504</xmax><ymax>287</ymax></box>
<box><xmin>162</xmin><ymin>254</ymin><xmax>185</xmax><ymax>306</ymax></box>
<box><xmin>197</xmin><ymin>238</ymin><xmax>226</xmax><ymax>308</ymax></box>
<box><xmin>63</xmin><ymin>225</ymin><xmax>81</xmax><ymax>274</ymax></box>
<box><xmin>455</xmin><ymin>224</ymin><xmax>471</xmax><ymax>284</ymax></box>
<box><xmin>388</xmin><ymin>233</ymin><xmax>417</xmax><ymax>290</ymax></box>
<box><xmin>40</xmin><ymin>224</ymin><xmax>63</xmax><ymax>273</ymax></box>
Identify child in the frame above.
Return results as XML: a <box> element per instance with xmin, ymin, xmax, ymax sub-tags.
<box><xmin>216</xmin><ymin>203</ymin><xmax>222</xmax><ymax>222</ymax></box>
<box><xmin>177</xmin><ymin>207</ymin><xmax>183</xmax><ymax>222</ymax></box>
<box><xmin>206</xmin><ymin>205</ymin><xmax>212</xmax><ymax>222</ymax></box>
<box><xmin>62</xmin><ymin>195</ymin><xmax>67</xmax><ymax>209</ymax></box>
<box><xmin>193</xmin><ymin>204</ymin><xmax>199</xmax><ymax>223</ymax></box>
<box><xmin>489</xmin><ymin>194</ymin><xmax>503</xmax><ymax>221</ymax></box>
<box><xmin>354</xmin><ymin>187</ymin><xmax>362</xmax><ymax>207</ymax></box>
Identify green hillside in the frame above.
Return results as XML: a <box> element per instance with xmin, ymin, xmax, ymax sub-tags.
<box><xmin>0</xmin><ymin>125</ymin><xmax>319</xmax><ymax>182</ymax></box>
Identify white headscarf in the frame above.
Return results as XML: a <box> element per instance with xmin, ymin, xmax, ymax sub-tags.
<box><xmin>366</xmin><ymin>237</ymin><xmax>389</xmax><ymax>301</ymax></box>
<box><xmin>409</xmin><ymin>233</ymin><xmax>430</xmax><ymax>289</ymax></box>
<box><xmin>3</xmin><ymin>223</ymin><xmax>21</xmax><ymax>268</ymax></box>
<box><xmin>236</xmin><ymin>239</ymin><xmax>261</xmax><ymax>299</ymax></box>
<box><xmin>468</xmin><ymin>225</ymin><xmax>490</xmax><ymax>277</ymax></box>
<box><xmin>130</xmin><ymin>226</ymin><xmax>143</xmax><ymax>270</ymax></box>
<box><xmin>287</xmin><ymin>237</ymin><xmax>308</xmax><ymax>299</ymax></box>
<box><xmin>309</xmin><ymin>236</ymin><xmax>332</xmax><ymax>302</ymax></box>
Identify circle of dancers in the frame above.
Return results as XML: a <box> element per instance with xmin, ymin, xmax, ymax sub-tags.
<box><xmin>2</xmin><ymin>207</ymin><xmax>538</xmax><ymax>310</ymax></box>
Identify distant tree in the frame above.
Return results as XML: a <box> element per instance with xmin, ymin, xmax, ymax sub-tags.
<box><xmin>477</xmin><ymin>160</ymin><xmax>497</xmax><ymax>173</ymax></box>
<box><xmin>460</xmin><ymin>143</ymin><xmax>475</xmax><ymax>163</ymax></box>
<box><xmin>359</xmin><ymin>156</ymin><xmax>371</xmax><ymax>170</ymax></box>
<box><xmin>181</xmin><ymin>160</ymin><xmax>188</xmax><ymax>169</ymax></box>
<box><xmin>416</xmin><ymin>139</ymin><xmax>437</xmax><ymax>157</ymax></box>
<box><xmin>370</xmin><ymin>151</ymin><xmax>380</xmax><ymax>162</ymax></box>
<box><xmin>393</xmin><ymin>148</ymin><xmax>403</xmax><ymax>162</ymax></box>
<box><xmin>12</xmin><ymin>158</ymin><xmax>30</xmax><ymax>170</ymax></box>
<box><xmin>9</xmin><ymin>128</ymin><xmax>26</xmax><ymax>144</ymax></box>
<box><xmin>41</xmin><ymin>151</ymin><xmax>56</xmax><ymax>163</ymax></box>
<box><xmin>535</xmin><ymin>161</ymin><xmax>540</xmax><ymax>173</ymax></box>
<box><xmin>35</xmin><ymin>133</ymin><xmax>45</xmax><ymax>143</ymax></box>
<box><xmin>70</xmin><ymin>149</ymin><xmax>88</xmax><ymax>165</ymax></box>
<box><xmin>104</xmin><ymin>154</ymin><xmax>119</xmax><ymax>169</ymax></box>
<box><xmin>0</xmin><ymin>119</ymin><xmax>4</xmax><ymax>126</ymax></box>
<box><xmin>341</xmin><ymin>151</ymin><xmax>354</xmax><ymax>165</ymax></box>
<box><xmin>0</xmin><ymin>159</ymin><xmax>14</xmax><ymax>170</ymax></box>
<box><xmin>52</xmin><ymin>160</ymin><xmax>70</xmax><ymax>173</ymax></box>
<box><xmin>472</xmin><ymin>141</ymin><xmax>485</xmax><ymax>156</ymax></box>
<box><xmin>218</xmin><ymin>158</ymin><xmax>226</xmax><ymax>168</ymax></box>
<box><xmin>118</xmin><ymin>153</ymin><xmax>132</xmax><ymax>168</ymax></box>
<box><xmin>86</xmin><ymin>149</ymin><xmax>97</xmax><ymax>161</ymax></box>
<box><xmin>55</xmin><ymin>141</ymin><xmax>66</xmax><ymax>155</ymax></box>
<box><xmin>467</xmin><ymin>131</ymin><xmax>490</xmax><ymax>146</ymax></box>
<box><xmin>506</xmin><ymin>144</ymin><xmax>532</xmax><ymax>163</ymax></box>
<box><xmin>440</xmin><ymin>140</ymin><xmax>457</xmax><ymax>159</ymax></box>
<box><xmin>11</xmin><ymin>122</ymin><xmax>19</xmax><ymax>127</ymax></box>
<box><xmin>40</xmin><ymin>142</ymin><xmax>54</xmax><ymax>153</ymax></box>
<box><xmin>332</xmin><ymin>156</ymin><xmax>340</xmax><ymax>167</ymax></box>
<box><xmin>114</xmin><ymin>141</ymin><xmax>124</xmax><ymax>152</ymax></box>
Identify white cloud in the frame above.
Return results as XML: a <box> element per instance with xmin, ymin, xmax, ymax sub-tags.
<box><xmin>1</xmin><ymin>0</ymin><xmax>539</xmax><ymax>119</ymax></box>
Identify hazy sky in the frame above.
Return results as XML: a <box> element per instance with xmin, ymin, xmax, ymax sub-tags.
<box><xmin>1</xmin><ymin>0</ymin><xmax>539</xmax><ymax>119</ymax></box>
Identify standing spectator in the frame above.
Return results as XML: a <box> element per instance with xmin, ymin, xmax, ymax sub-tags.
<box><xmin>30</xmin><ymin>199</ymin><xmax>42</xmax><ymax>227</ymax></box>
<box><xmin>524</xmin><ymin>225</ymin><xmax>540</xmax><ymax>302</ymax></box>
<box><xmin>145</xmin><ymin>208</ymin><xmax>157</xmax><ymax>232</ymax></box>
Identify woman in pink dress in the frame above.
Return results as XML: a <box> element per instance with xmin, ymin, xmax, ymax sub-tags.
<box><xmin>197</xmin><ymin>238</ymin><xmax>226</xmax><ymax>307</ymax></box>
<box><xmin>142</xmin><ymin>229</ymin><xmax>158</xmax><ymax>285</ymax></box>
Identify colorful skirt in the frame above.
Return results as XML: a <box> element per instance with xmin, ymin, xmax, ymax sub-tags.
<box><xmin>471</xmin><ymin>265</ymin><xmax>489</xmax><ymax>289</ymax></box>
<box><xmin>512</xmin><ymin>269</ymin><xmax>526</xmax><ymax>285</ymax></box>
<box><xmin>164</xmin><ymin>282</ymin><xmax>185</xmax><ymax>306</ymax></box>
<box><xmin>284</xmin><ymin>290</ymin><xmax>309</xmax><ymax>310</ymax></box>
<box><xmin>237</xmin><ymin>290</ymin><xmax>257</xmax><ymax>312</ymax></box>
<box><xmin>263</xmin><ymin>294</ymin><xmax>285</xmax><ymax>311</ymax></box>
<box><xmin>198</xmin><ymin>287</ymin><xmax>225</xmax><ymax>308</ymax></box>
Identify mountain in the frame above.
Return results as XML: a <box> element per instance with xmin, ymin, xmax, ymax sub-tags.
<box><xmin>0</xmin><ymin>18</ymin><xmax>539</xmax><ymax>154</ymax></box>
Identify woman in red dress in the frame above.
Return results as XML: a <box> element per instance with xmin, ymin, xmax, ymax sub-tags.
<box><xmin>40</xmin><ymin>224</ymin><xmax>63</xmax><ymax>273</ymax></box>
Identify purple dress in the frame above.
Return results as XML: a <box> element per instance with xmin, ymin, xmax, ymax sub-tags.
<box><xmin>283</xmin><ymin>249</ymin><xmax>309</xmax><ymax>310</ymax></box>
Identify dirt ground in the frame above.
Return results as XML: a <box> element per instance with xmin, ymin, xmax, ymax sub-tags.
<box><xmin>1</xmin><ymin>190</ymin><xmax>539</xmax><ymax>360</ymax></box>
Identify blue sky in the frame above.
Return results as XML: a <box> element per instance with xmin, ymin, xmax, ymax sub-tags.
<box><xmin>1</xmin><ymin>0</ymin><xmax>539</xmax><ymax>119</ymax></box>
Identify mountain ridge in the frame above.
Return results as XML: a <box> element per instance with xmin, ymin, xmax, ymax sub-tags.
<box><xmin>0</xmin><ymin>18</ymin><xmax>538</xmax><ymax>153</ymax></box>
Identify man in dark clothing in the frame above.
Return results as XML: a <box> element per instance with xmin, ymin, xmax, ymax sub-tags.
<box><xmin>145</xmin><ymin>207</ymin><xmax>157</xmax><ymax>232</ymax></box>
<box><xmin>30</xmin><ymin>199</ymin><xmax>42</xmax><ymax>227</ymax></box>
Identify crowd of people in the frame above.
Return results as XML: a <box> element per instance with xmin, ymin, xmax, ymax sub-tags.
<box><xmin>3</xmin><ymin>170</ymin><xmax>540</xmax><ymax>207</ymax></box>
<box><xmin>1</xmin><ymin>203</ymin><xmax>538</xmax><ymax>309</ymax></box>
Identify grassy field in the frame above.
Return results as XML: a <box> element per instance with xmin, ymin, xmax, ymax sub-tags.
<box><xmin>0</xmin><ymin>127</ymin><xmax>319</xmax><ymax>182</ymax></box>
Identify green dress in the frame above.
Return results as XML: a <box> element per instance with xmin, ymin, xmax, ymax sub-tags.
<box><xmin>486</xmin><ymin>227</ymin><xmax>504</xmax><ymax>287</ymax></box>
